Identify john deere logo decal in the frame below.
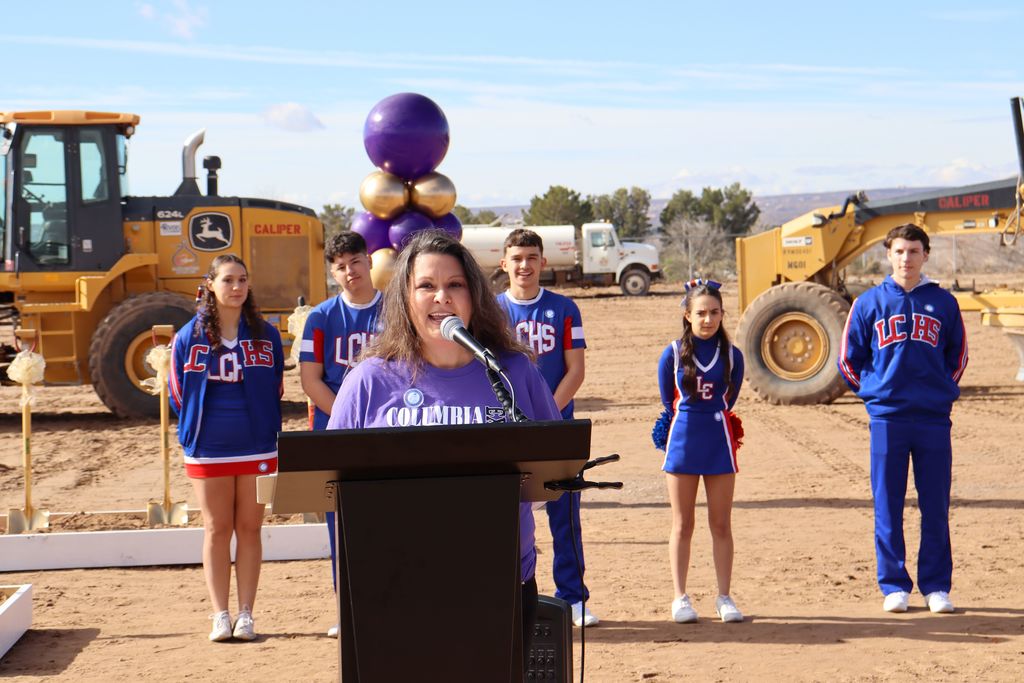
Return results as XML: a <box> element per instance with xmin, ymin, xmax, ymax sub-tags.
<box><xmin>189</xmin><ymin>212</ymin><xmax>233</xmax><ymax>251</ymax></box>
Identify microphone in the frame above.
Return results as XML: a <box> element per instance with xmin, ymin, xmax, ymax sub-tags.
<box><xmin>439</xmin><ymin>316</ymin><xmax>504</xmax><ymax>374</ymax></box>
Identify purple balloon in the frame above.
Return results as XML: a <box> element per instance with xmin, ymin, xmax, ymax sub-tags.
<box><xmin>364</xmin><ymin>93</ymin><xmax>450</xmax><ymax>180</ymax></box>
<box><xmin>433</xmin><ymin>212</ymin><xmax>463</xmax><ymax>241</ymax></box>
<box><xmin>388</xmin><ymin>210</ymin><xmax>434</xmax><ymax>250</ymax></box>
<box><xmin>350</xmin><ymin>211</ymin><xmax>392</xmax><ymax>253</ymax></box>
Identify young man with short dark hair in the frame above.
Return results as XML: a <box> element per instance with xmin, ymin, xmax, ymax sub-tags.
<box><xmin>299</xmin><ymin>231</ymin><xmax>382</xmax><ymax>636</ymax></box>
<box><xmin>839</xmin><ymin>224</ymin><xmax>968</xmax><ymax>614</ymax></box>
<box><xmin>496</xmin><ymin>228</ymin><xmax>598</xmax><ymax>627</ymax></box>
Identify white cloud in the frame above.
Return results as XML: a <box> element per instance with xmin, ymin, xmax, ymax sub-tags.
<box><xmin>933</xmin><ymin>158</ymin><xmax>1001</xmax><ymax>185</ymax></box>
<box><xmin>263</xmin><ymin>103</ymin><xmax>325</xmax><ymax>133</ymax></box>
<box><xmin>136</xmin><ymin>0</ymin><xmax>208</xmax><ymax>40</ymax></box>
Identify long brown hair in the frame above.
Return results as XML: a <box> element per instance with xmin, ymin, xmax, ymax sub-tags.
<box><xmin>369</xmin><ymin>230</ymin><xmax>526</xmax><ymax>368</ymax></box>
<box><xmin>196</xmin><ymin>254</ymin><xmax>264</xmax><ymax>347</ymax></box>
<box><xmin>678</xmin><ymin>283</ymin><xmax>734</xmax><ymax>400</ymax></box>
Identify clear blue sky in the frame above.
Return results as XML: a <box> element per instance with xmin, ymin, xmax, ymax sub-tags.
<box><xmin>4</xmin><ymin>1</ymin><xmax>1023</xmax><ymax>210</ymax></box>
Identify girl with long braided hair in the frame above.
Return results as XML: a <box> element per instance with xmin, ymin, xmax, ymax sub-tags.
<box><xmin>653</xmin><ymin>279</ymin><xmax>746</xmax><ymax>625</ymax></box>
<box><xmin>170</xmin><ymin>254</ymin><xmax>284</xmax><ymax>642</ymax></box>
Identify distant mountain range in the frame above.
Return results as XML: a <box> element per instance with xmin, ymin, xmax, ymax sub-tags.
<box><xmin>744</xmin><ymin>187</ymin><xmax>947</xmax><ymax>230</ymax></box>
<box><xmin>471</xmin><ymin>185</ymin><xmax>1024</xmax><ymax>276</ymax></box>
<box><xmin>472</xmin><ymin>186</ymin><xmax>946</xmax><ymax>230</ymax></box>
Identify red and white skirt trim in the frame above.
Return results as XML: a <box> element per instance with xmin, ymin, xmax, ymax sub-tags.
<box><xmin>184</xmin><ymin>450</ymin><xmax>278</xmax><ymax>479</ymax></box>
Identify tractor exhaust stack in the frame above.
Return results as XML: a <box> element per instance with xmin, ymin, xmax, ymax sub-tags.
<box><xmin>174</xmin><ymin>128</ymin><xmax>205</xmax><ymax>196</ymax></box>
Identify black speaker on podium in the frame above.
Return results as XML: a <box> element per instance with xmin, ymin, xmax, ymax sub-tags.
<box><xmin>527</xmin><ymin>595</ymin><xmax>573</xmax><ymax>682</ymax></box>
<box><xmin>265</xmin><ymin>419</ymin><xmax>591</xmax><ymax>683</ymax></box>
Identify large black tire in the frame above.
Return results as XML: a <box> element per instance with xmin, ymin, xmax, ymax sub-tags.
<box><xmin>89</xmin><ymin>292</ymin><xmax>194</xmax><ymax>418</ymax></box>
<box><xmin>620</xmin><ymin>268</ymin><xmax>651</xmax><ymax>296</ymax></box>
<box><xmin>735</xmin><ymin>282</ymin><xmax>850</xmax><ymax>405</ymax></box>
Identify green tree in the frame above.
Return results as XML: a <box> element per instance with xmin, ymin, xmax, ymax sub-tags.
<box><xmin>590</xmin><ymin>186</ymin><xmax>652</xmax><ymax>239</ymax></box>
<box><xmin>452</xmin><ymin>204</ymin><xmax>475</xmax><ymax>225</ymax></box>
<box><xmin>658</xmin><ymin>182</ymin><xmax>760</xmax><ymax>237</ymax></box>
<box><xmin>658</xmin><ymin>189</ymin><xmax>700</xmax><ymax>230</ymax></box>
<box><xmin>521</xmin><ymin>185</ymin><xmax>593</xmax><ymax>229</ymax></box>
<box><xmin>319</xmin><ymin>203</ymin><xmax>354</xmax><ymax>240</ymax></box>
<box><xmin>453</xmin><ymin>205</ymin><xmax>500</xmax><ymax>225</ymax></box>
<box><xmin>474</xmin><ymin>209</ymin><xmax>499</xmax><ymax>225</ymax></box>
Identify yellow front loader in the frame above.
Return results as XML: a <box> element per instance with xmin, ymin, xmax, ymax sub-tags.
<box><xmin>0</xmin><ymin>111</ymin><xmax>326</xmax><ymax>417</ymax></box>
<box><xmin>734</xmin><ymin>98</ymin><xmax>1024</xmax><ymax>404</ymax></box>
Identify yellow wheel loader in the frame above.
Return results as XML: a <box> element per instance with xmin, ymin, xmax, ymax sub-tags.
<box><xmin>735</xmin><ymin>97</ymin><xmax>1024</xmax><ymax>404</ymax></box>
<box><xmin>0</xmin><ymin>111</ymin><xmax>326</xmax><ymax>417</ymax></box>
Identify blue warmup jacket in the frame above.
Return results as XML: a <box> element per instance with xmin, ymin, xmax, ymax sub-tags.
<box><xmin>838</xmin><ymin>276</ymin><xmax>968</xmax><ymax>421</ymax></box>
<box><xmin>169</xmin><ymin>315</ymin><xmax>284</xmax><ymax>457</ymax></box>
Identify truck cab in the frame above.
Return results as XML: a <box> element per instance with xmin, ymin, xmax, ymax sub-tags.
<box><xmin>0</xmin><ymin>110</ymin><xmax>326</xmax><ymax>418</ymax></box>
<box><xmin>580</xmin><ymin>223</ymin><xmax>661</xmax><ymax>295</ymax></box>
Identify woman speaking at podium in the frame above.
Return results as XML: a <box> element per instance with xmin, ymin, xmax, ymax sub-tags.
<box><xmin>327</xmin><ymin>229</ymin><xmax>561</xmax><ymax>658</ymax></box>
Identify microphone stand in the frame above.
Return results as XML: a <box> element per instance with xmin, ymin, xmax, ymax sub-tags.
<box><xmin>486</xmin><ymin>367</ymin><xmax>529</xmax><ymax>423</ymax></box>
<box><xmin>544</xmin><ymin>454</ymin><xmax>623</xmax><ymax>493</ymax></box>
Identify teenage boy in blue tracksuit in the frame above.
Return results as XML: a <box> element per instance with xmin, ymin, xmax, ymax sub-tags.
<box><xmin>838</xmin><ymin>224</ymin><xmax>968</xmax><ymax>614</ymax></box>
<box><xmin>496</xmin><ymin>228</ymin><xmax>598</xmax><ymax>628</ymax></box>
<box><xmin>299</xmin><ymin>231</ymin><xmax>382</xmax><ymax>637</ymax></box>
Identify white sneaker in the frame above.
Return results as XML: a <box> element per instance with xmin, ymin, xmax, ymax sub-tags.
<box><xmin>925</xmin><ymin>591</ymin><xmax>955</xmax><ymax>614</ymax></box>
<box><xmin>573</xmin><ymin>606</ymin><xmax>598</xmax><ymax>626</ymax></box>
<box><xmin>209</xmin><ymin>610</ymin><xmax>232</xmax><ymax>642</ymax></box>
<box><xmin>571</xmin><ymin>601</ymin><xmax>599</xmax><ymax>627</ymax></box>
<box><xmin>327</xmin><ymin>624</ymin><xmax>339</xmax><ymax>638</ymax></box>
<box><xmin>883</xmin><ymin>591</ymin><xmax>910</xmax><ymax>613</ymax></box>
<box><xmin>671</xmin><ymin>595</ymin><xmax>698</xmax><ymax>623</ymax></box>
<box><xmin>715</xmin><ymin>595</ymin><xmax>743</xmax><ymax>623</ymax></box>
<box><xmin>232</xmin><ymin>609</ymin><xmax>257</xmax><ymax>641</ymax></box>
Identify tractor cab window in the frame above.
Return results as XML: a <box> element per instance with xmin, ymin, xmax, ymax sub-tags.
<box><xmin>116</xmin><ymin>134</ymin><xmax>129</xmax><ymax>197</ymax></box>
<box><xmin>79</xmin><ymin>128</ymin><xmax>109</xmax><ymax>203</ymax></box>
<box><xmin>0</xmin><ymin>152</ymin><xmax>7</xmax><ymax>251</ymax></box>
<box><xmin>19</xmin><ymin>129</ymin><xmax>69</xmax><ymax>265</ymax></box>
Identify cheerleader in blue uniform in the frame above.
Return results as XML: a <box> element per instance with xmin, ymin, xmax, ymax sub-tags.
<box><xmin>654</xmin><ymin>279</ymin><xmax>745</xmax><ymax>624</ymax></box>
<box><xmin>170</xmin><ymin>255</ymin><xmax>284</xmax><ymax>643</ymax></box>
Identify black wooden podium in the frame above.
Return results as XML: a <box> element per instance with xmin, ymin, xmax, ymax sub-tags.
<box><xmin>271</xmin><ymin>419</ymin><xmax>591</xmax><ymax>683</ymax></box>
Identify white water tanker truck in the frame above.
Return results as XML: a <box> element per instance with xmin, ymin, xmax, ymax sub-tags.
<box><xmin>461</xmin><ymin>222</ymin><xmax>662</xmax><ymax>295</ymax></box>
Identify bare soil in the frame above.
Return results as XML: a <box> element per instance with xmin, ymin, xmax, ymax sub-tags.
<box><xmin>1</xmin><ymin>281</ymin><xmax>1023</xmax><ymax>681</ymax></box>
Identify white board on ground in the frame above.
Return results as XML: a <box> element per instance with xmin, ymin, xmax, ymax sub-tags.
<box><xmin>0</xmin><ymin>524</ymin><xmax>329</xmax><ymax>572</ymax></box>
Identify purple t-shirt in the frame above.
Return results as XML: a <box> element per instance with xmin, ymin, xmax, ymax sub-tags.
<box><xmin>327</xmin><ymin>351</ymin><xmax>561</xmax><ymax>581</ymax></box>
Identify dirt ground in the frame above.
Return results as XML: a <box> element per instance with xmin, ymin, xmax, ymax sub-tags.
<box><xmin>1</xmin><ymin>281</ymin><xmax>1023</xmax><ymax>682</ymax></box>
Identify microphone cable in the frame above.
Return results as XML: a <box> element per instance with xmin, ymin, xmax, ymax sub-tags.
<box><xmin>569</xmin><ymin>490</ymin><xmax>586</xmax><ymax>683</ymax></box>
<box><xmin>486</xmin><ymin>368</ymin><xmax>528</xmax><ymax>423</ymax></box>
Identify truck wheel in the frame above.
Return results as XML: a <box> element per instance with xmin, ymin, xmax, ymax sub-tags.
<box><xmin>736</xmin><ymin>282</ymin><xmax>850</xmax><ymax>405</ymax></box>
<box><xmin>89</xmin><ymin>292</ymin><xmax>194</xmax><ymax>418</ymax></box>
<box><xmin>620</xmin><ymin>268</ymin><xmax>651</xmax><ymax>296</ymax></box>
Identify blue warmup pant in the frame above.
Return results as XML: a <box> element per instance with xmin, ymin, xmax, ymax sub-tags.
<box><xmin>546</xmin><ymin>490</ymin><xmax>589</xmax><ymax>605</ymax></box>
<box><xmin>326</xmin><ymin>510</ymin><xmax>337</xmax><ymax>590</ymax></box>
<box><xmin>869</xmin><ymin>419</ymin><xmax>953</xmax><ymax>596</ymax></box>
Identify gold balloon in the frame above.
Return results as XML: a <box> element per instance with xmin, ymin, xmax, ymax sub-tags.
<box><xmin>409</xmin><ymin>172</ymin><xmax>457</xmax><ymax>219</ymax></box>
<box><xmin>360</xmin><ymin>171</ymin><xmax>409</xmax><ymax>220</ymax></box>
<box><xmin>369</xmin><ymin>247</ymin><xmax>398</xmax><ymax>291</ymax></box>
